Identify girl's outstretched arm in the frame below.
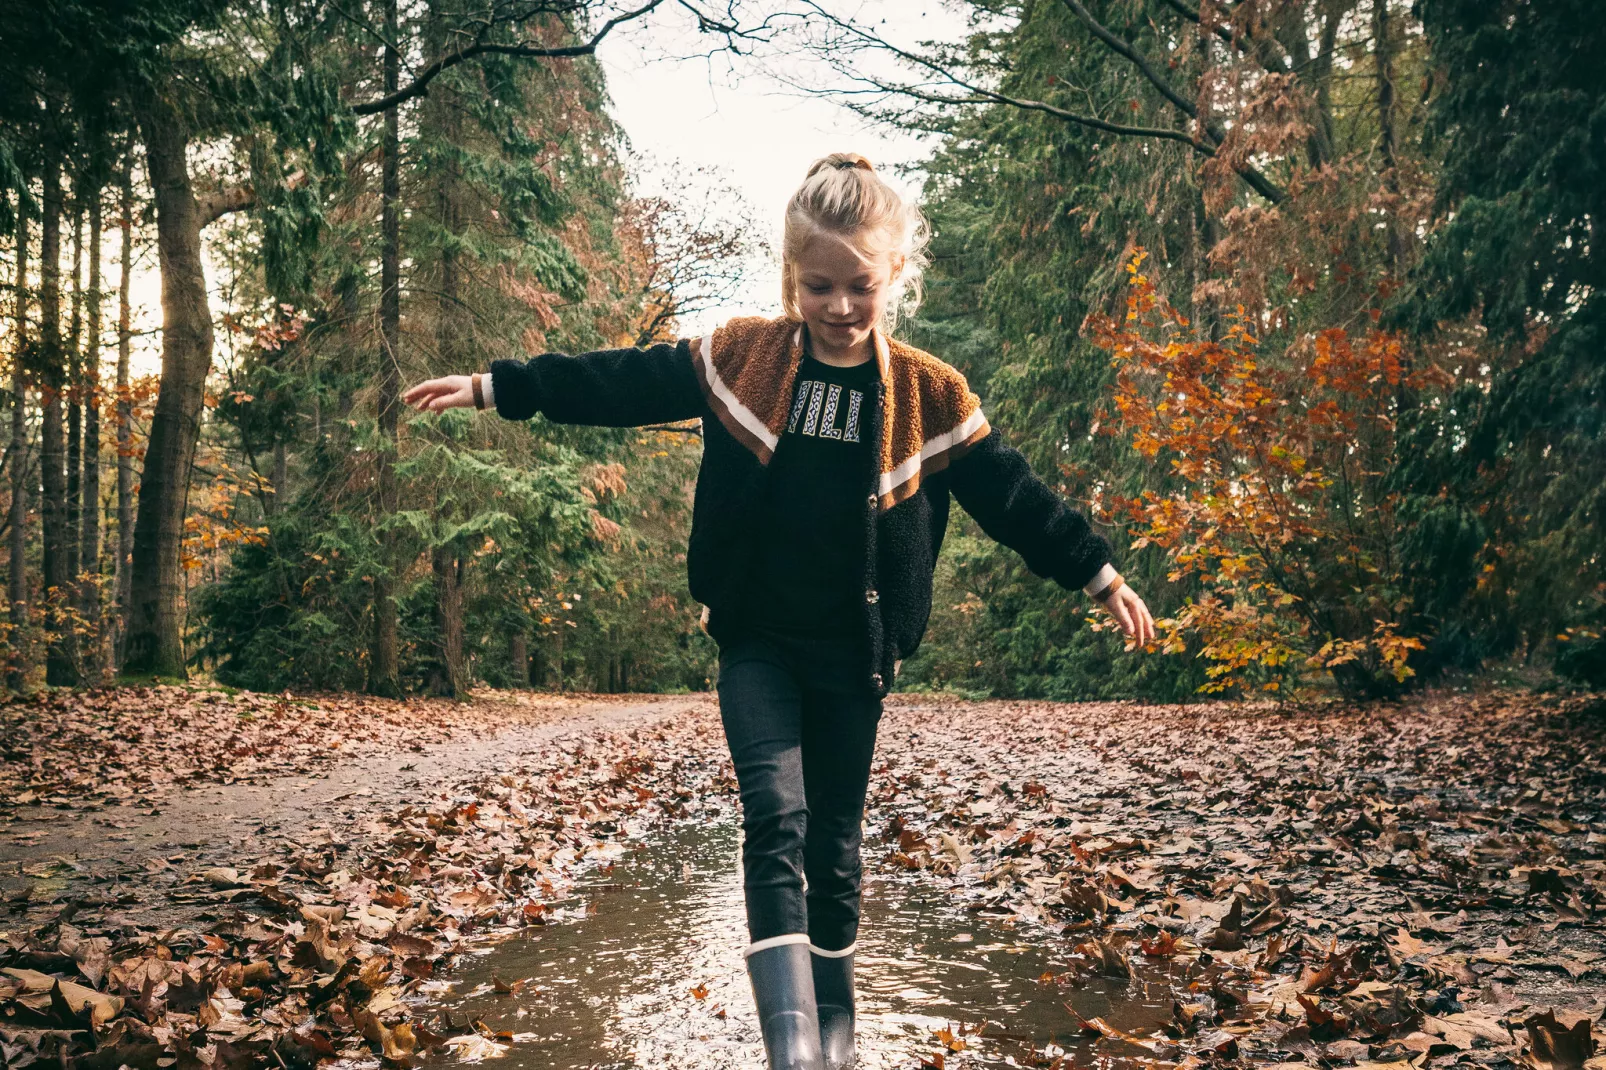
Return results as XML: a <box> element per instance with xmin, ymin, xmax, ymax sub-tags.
<box><xmin>948</xmin><ymin>427</ymin><xmax>1155</xmax><ymax>643</ymax></box>
<box><xmin>403</xmin><ymin>337</ymin><xmax>710</xmax><ymax>427</ymax></box>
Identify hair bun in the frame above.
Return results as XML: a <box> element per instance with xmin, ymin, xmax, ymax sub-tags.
<box><xmin>806</xmin><ymin>152</ymin><xmax>875</xmax><ymax>179</ymax></box>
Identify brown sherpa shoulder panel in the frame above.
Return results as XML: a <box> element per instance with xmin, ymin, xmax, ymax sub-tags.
<box><xmin>877</xmin><ymin>337</ymin><xmax>991</xmax><ymax>510</ymax></box>
<box><xmin>689</xmin><ymin>315</ymin><xmax>802</xmax><ymax>464</ymax></box>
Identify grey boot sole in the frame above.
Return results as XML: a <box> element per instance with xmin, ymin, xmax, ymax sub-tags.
<box><xmin>746</xmin><ymin>938</ymin><xmax>826</xmax><ymax>1070</ymax></box>
<box><xmin>810</xmin><ymin>944</ymin><xmax>857</xmax><ymax>1070</ymax></box>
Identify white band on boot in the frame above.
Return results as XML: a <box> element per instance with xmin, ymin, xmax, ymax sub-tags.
<box><xmin>808</xmin><ymin>941</ymin><xmax>856</xmax><ymax>958</ymax></box>
<box><xmin>743</xmin><ymin>933</ymin><xmax>810</xmax><ymax>958</ymax></box>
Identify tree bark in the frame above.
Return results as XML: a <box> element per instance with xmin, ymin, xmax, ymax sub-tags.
<box><xmin>428</xmin><ymin>18</ymin><xmax>469</xmax><ymax>696</ymax></box>
<box><xmin>114</xmin><ymin>152</ymin><xmax>134</xmax><ymax>667</ymax></box>
<box><xmin>66</xmin><ymin>196</ymin><xmax>82</xmax><ymax>596</ymax></box>
<box><xmin>40</xmin><ymin>156</ymin><xmax>77</xmax><ymax>685</ymax></box>
<box><xmin>125</xmin><ymin>90</ymin><xmax>215</xmax><ymax>678</ymax></box>
<box><xmin>369</xmin><ymin>0</ymin><xmax>404</xmax><ymax>697</ymax></box>
<box><xmin>81</xmin><ymin>181</ymin><xmax>103</xmax><ymax>678</ymax></box>
<box><xmin>429</xmin><ymin>546</ymin><xmax>466</xmax><ymax>697</ymax></box>
<box><xmin>270</xmin><ymin>438</ymin><xmax>286</xmax><ymax>514</ymax></box>
<box><xmin>368</xmin><ymin>0</ymin><xmax>403</xmax><ymax>697</ymax></box>
<box><xmin>509</xmin><ymin>632</ymin><xmax>529</xmax><ymax>688</ymax></box>
<box><xmin>8</xmin><ymin>175</ymin><xmax>30</xmax><ymax>693</ymax></box>
<box><xmin>1312</xmin><ymin>0</ymin><xmax>1345</xmax><ymax>172</ymax></box>
<box><xmin>1373</xmin><ymin>0</ymin><xmax>1403</xmax><ymax>268</ymax></box>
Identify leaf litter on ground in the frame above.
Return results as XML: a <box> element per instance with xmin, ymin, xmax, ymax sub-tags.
<box><xmin>3</xmin><ymin>684</ymin><xmax>1603</xmax><ymax>1070</ymax></box>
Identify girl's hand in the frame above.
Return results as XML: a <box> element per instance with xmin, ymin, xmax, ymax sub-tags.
<box><xmin>1101</xmin><ymin>583</ymin><xmax>1156</xmax><ymax>646</ymax></box>
<box><xmin>403</xmin><ymin>374</ymin><xmax>476</xmax><ymax>413</ymax></box>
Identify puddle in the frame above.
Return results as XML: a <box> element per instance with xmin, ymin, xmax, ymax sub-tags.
<box><xmin>420</xmin><ymin>807</ymin><xmax>1171</xmax><ymax>1068</ymax></box>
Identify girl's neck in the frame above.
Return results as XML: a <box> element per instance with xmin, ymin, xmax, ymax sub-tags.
<box><xmin>805</xmin><ymin>325</ymin><xmax>874</xmax><ymax>368</ymax></box>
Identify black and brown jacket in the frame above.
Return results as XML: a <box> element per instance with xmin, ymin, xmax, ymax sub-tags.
<box><xmin>486</xmin><ymin>314</ymin><xmax>1116</xmax><ymax>697</ymax></box>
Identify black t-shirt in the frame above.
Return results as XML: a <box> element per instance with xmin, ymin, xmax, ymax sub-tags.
<box><xmin>719</xmin><ymin>350</ymin><xmax>880</xmax><ymax>690</ymax></box>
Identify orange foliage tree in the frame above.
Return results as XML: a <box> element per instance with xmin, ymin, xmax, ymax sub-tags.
<box><xmin>1088</xmin><ymin>250</ymin><xmax>1436</xmax><ymax>699</ymax></box>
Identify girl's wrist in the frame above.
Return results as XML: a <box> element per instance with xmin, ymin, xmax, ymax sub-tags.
<box><xmin>1082</xmin><ymin>562</ymin><xmax>1119</xmax><ymax>600</ymax></box>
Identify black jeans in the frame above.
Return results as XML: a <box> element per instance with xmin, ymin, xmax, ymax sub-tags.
<box><xmin>716</xmin><ymin>634</ymin><xmax>883</xmax><ymax>952</ymax></box>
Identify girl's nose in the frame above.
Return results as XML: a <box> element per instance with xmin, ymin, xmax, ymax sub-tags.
<box><xmin>826</xmin><ymin>291</ymin><xmax>852</xmax><ymax>317</ymax></box>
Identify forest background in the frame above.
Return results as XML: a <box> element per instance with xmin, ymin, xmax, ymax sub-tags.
<box><xmin>0</xmin><ymin>0</ymin><xmax>1600</xmax><ymax>705</ymax></box>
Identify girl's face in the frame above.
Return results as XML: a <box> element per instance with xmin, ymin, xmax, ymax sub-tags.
<box><xmin>793</xmin><ymin>230</ymin><xmax>901</xmax><ymax>359</ymax></box>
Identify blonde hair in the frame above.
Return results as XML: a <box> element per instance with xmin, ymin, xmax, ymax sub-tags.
<box><xmin>781</xmin><ymin>152</ymin><xmax>931</xmax><ymax>335</ymax></box>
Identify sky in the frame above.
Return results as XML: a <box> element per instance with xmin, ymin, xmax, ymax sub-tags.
<box><xmin>598</xmin><ymin>2</ymin><xmax>974</xmax><ymax>337</ymax></box>
<box><xmin>110</xmin><ymin>2</ymin><xmax>976</xmax><ymax>378</ymax></box>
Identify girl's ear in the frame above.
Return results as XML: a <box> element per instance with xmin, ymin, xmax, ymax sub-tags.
<box><xmin>889</xmin><ymin>251</ymin><xmax>907</xmax><ymax>281</ymax></box>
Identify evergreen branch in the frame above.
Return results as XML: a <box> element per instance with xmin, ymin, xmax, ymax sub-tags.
<box><xmin>351</xmin><ymin>0</ymin><xmax>667</xmax><ymax>115</ymax></box>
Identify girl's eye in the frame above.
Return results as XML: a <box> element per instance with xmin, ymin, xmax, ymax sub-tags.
<box><xmin>806</xmin><ymin>285</ymin><xmax>831</xmax><ymax>294</ymax></box>
<box><xmin>853</xmin><ymin>285</ymin><xmax>875</xmax><ymax>295</ymax></box>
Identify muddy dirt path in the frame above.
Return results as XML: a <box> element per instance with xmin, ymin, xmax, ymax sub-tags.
<box><xmin>2</xmin><ymin>692</ymin><xmax>703</xmax><ymax>923</ymax></box>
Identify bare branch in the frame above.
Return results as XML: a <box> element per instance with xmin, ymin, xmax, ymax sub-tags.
<box><xmin>1055</xmin><ymin>0</ymin><xmax>1285</xmax><ymax>202</ymax></box>
<box><xmin>1161</xmin><ymin>0</ymin><xmax>1292</xmax><ymax>74</ymax></box>
<box><xmin>851</xmin><ymin>80</ymin><xmax>1216</xmax><ymax>153</ymax></box>
<box><xmin>779</xmin><ymin>3</ymin><xmax>1284</xmax><ymax>202</ymax></box>
<box><xmin>1057</xmin><ymin>0</ymin><xmax>1210</xmax><ymax>131</ymax></box>
<box><xmin>785</xmin><ymin>5</ymin><xmax>1214</xmax><ymax>153</ymax></box>
<box><xmin>198</xmin><ymin>184</ymin><xmax>255</xmax><ymax>227</ymax></box>
<box><xmin>351</xmin><ymin>0</ymin><xmax>667</xmax><ymax>115</ymax></box>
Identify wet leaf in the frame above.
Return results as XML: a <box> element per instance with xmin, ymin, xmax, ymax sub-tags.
<box><xmin>1526</xmin><ymin>1010</ymin><xmax>1594</xmax><ymax>1070</ymax></box>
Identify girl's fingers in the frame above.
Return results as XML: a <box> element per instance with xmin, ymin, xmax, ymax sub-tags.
<box><xmin>1134</xmin><ymin>597</ymin><xmax>1153</xmax><ymax>644</ymax></box>
<box><xmin>402</xmin><ymin>380</ymin><xmax>463</xmax><ymax>411</ymax></box>
<box><xmin>1112</xmin><ymin>597</ymin><xmax>1134</xmax><ymax>637</ymax></box>
<box><xmin>1109</xmin><ymin>589</ymin><xmax>1155</xmax><ymax>645</ymax></box>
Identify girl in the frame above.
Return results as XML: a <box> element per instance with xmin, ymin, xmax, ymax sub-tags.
<box><xmin>403</xmin><ymin>153</ymin><xmax>1155</xmax><ymax>1070</ymax></box>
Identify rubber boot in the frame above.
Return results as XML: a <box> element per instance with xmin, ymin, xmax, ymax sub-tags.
<box><xmin>810</xmin><ymin>943</ymin><xmax>857</xmax><ymax>1070</ymax></box>
<box><xmin>744</xmin><ymin>936</ymin><xmax>826</xmax><ymax>1070</ymax></box>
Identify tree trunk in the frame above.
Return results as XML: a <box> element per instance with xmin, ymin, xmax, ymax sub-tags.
<box><xmin>270</xmin><ymin>438</ymin><xmax>286</xmax><ymax>514</ymax></box>
<box><xmin>509</xmin><ymin>632</ymin><xmax>529</xmax><ymax>689</ymax></box>
<box><xmin>125</xmin><ymin>90</ymin><xmax>215</xmax><ymax>678</ymax></box>
<box><xmin>1373</xmin><ymin>0</ymin><xmax>1403</xmax><ymax>267</ymax></box>
<box><xmin>1311</xmin><ymin>1</ymin><xmax>1344</xmax><ymax>173</ymax></box>
<box><xmin>8</xmin><ymin>175</ymin><xmax>30</xmax><ymax>693</ymax></box>
<box><xmin>429</xmin><ymin>546</ymin><xmax>466</xmax><ymax>697</ymax></box>
<box><xmin>427</xmin><ymin>29</ymin><xmax>470</xmax><ymax>697</ymax></box>
<box><xmin>40</xmin><ymin>155</ymin><xmax>77</xmax><ymax>685</ymax></box>
<box><xmin>368</xmin><ymin>0</ymin><xmax>403</xmax><ymax>697</ymax></box>
<box><xmin>81</xmin><ymin>182</ymin><xmax>103</xmax><ymax>679</ymax></box>
<box><xmin>66</xmin><ymin>198</ymin><xmax>82</xmax><ymax>592</ymax></box>
<box><xmin>114</xmin><ymin>153</ymin><xmax>134</xmax><ymax>668</ymax></box>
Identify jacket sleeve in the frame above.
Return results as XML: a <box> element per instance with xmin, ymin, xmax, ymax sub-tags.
<box><xmin>486</xmin><ymin>337</ymin><xmax>709</xmax><ymax>427</ymax></box>
<box><xmin>947</xmin><ymin>427</ymin><xmax>1118</xmax><ymax>597</ymax></box>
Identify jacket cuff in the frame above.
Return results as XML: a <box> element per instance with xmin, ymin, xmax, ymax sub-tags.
<box><xmin>481</xmin><ymin>369</ymin><xmax>496</xmax><ymax>412</ymax></box>
<box><xmin>1081</xmin><ymin>562</ymin><xmax>1118</xmax><ymax>598</ymax></box>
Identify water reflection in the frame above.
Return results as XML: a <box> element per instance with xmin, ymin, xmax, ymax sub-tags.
<box><xmin>422</xmin><ymin>808</ymin><xmax>1169</xmax><ymax>1068</ymax></box>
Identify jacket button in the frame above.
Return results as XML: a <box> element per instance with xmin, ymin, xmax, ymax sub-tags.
<box><xmin>870</xmin><ymin>672</ymin><xmax>883</xmax><ymax>688</ymax></box>
<box><xmin>867</xmin><ymin>493</ymin><xmax>877</xmax><ymax>506</ymax></box>
<box><xmin>865</xmin><ymin>589</ymin><xmax>879</xmax><ymax>604</ymax></box>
